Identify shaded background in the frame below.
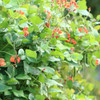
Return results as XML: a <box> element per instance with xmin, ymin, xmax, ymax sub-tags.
<box><xmin>86</xmin><ymin>0</ymin><xmax>100</xmax><ymax>17</ymax></box>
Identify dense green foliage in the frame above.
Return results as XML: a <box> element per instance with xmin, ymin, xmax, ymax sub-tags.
<box><xmin>0</xmin><ymin>0</ymin><xmax>100</xmax><ymax>100</ymax></box>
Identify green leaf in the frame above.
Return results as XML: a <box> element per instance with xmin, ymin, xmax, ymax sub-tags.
<box><xmin>3</xmin><ymin>0</ymin><xmax>10</xmax><ymax>4</ymax></box>
<box><xmin>12</xmin><ymin>90</ymin><xmax>25</xmax><ymax>98</ymax></box>
<box><xmin>48</xmin><ymin>88</ymin><xmax>63</xmax><ymax>93</ymax></box>
<box><xmin>22</xmin><ymin>39</ymin><xmax>29</xmax><ymax>43</ymax></box>
<box><xmin>24</xmin><ymin>61</ymin><xmax>40</xmax><ymax>75</ymax></box>
<box><xmin>46</xmin><ymin>79</ymin><xmax>63</xmax><ymax>87</ymax></box>
<box><xmin>40</xmin><ymin>27</ymin><xmax>53</xmax><ymax>38</ymax></box>
<box><xmin>6</xmin><ymin>36</ymin><xmax>13</xmax><ymax>46</ymax></box>
<box><xmin>4</xmin><ymin>90</ymin><xmax>11</xmax><ymax>96</ymax></box>
<box><xmin>87</xmin><ymin>83</ymin><xmax>94</xmax><ymax>91</ymax></box>
<box><xmin>17</xmin><ymin>0</ymin><xmax>24</xmax><ymax>4</ymax></box>
<box><xmin>29</xmin><ymin>93</ymin><xmax>34</xmax><ymax>100</ymax></box>
<box><xmin>35</xmin><ymin>95</ymin><xmax>45</xmax><ymax>100</ymax></box>
<box><xmin>77</xmin><ymin>0</ymin><xmax>87</xmax><ymax>10</ymax></box>
<box><xmin>40</xmin><ymin>83</ymin><xmax>47</xmax><ymax>96</ymax></box>
<box><xmin>49</xmin><ymin>56</ymin><xmax>60</xmax><ymax>62</ymax></box>
<box><xmin>6</xmin><ymin>0</ymin><xmax>18</xmax><ymax>8</ymax></box>
<box><xmin>67</xmin><ymin>80</ymin><xmax>72</xmax><ymax>89</ymax></box>
<box><xmin>8</xmin><ymin>9</ymin><xmax>15</xmax><ymax>18</ymax></box>
<box><xmin>30</xmin><ymin>15</ymin><xmax>43</xmax><ymax>25</ymax></box>
<box><xmin>16</xmin><ymin>74</ymin><xmax>31</xmax><ymax>80</ymax></box>
<box><xmin>70</xmin><ymin>21</ymin><xmax>76</xmax><ymax>32</ymax></box>
<box><xmin>64</xmin><ymin>51</ymin><xmax>70</xmax><ymax>58</ymax></box>
<box><xmin>71</xmin><ymin>53</ymin><xmax>83</xmax><ymax>60</ymax></box>
<box><xmin>28</xmin><ymin>5</ymin><xmax>37</xmax><ymax>14</ymax></box>
<box><xmin>51</xmin><ymin>51</ymin><xmax>64</xmax><ymax>60</ymax></box>
<box><xmin>25</xmin><ymin>49</ymin><xmax>37</xmax><ymax>58</ymax></box>
<box><xmin>39</xmin><ymin>74</ymin><xmax>45</xmax><ymax>83</ymax></box>
<box><xmin>0</xmin><ymin>84</ymin><xmax>12</xmax><ymax>92</ymax></box>
<box><xmin>0</xmin><ymin>19</ymin><xmax>8</xmax><ymax>28</ymax></box>
<box><xmin>56</xmin><ymin>42</ymin><xmax>68</xmax><ymax>50</ymax></box>
<box><xmin>78</xmin><ymin>10</ymin><xmax>89</xmax><ymax>16</ymax></box>
<box><xmin>50</xmin><ymin>38</ymin><xmax>57</xmax><ymax>45</ymax></box>
<box><xmin>40</xmin><ymin>42</ymin><xmax>49</xmax><ymax>50</ymax></box>
<box><xmin>21</xmin><ymin>4</ymin><xmax>29</xmax><ymax>11</ymax></box>
<box><xmin>38</xmin><ymin>67</ymin><xmax>55</xmax><ymax>74</ymax></box>
<box><xmin>19</xmin><ymin>19</ymin><xmax>27</xmax><ymax>25</ymax></box>
<box><xmin>6</xmin><ymin>78</ymin><xmax>19</xmax><ymax>85</ymax></box>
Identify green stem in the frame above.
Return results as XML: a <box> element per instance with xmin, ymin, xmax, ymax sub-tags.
<box><xmin>74</xmin><ymin>67</ymin><xmax>75</xmax><ymax>77</ymax></box>
<box><xmin>12</xmin><ymin>66</ymin><xmax>15</xmax><ymax>78</ymax></box>
<box><xmin>0</xmin><ymin>51</ymin><xmax>14</xmax><ymax>56</ymax></box>
<box><xmin>1</xmin><ymin>44</ymin><xmax>9</xmax><ymax>51</ymax></box>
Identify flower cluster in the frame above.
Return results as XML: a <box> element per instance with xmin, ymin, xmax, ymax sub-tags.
<box><xmin>78</xmin><ymin>27</ymin><xmax>88</xmax><ymax>34</ymax></box>
<box><xmin>70</xmin><ymin>47</ymin><xmax>75</xmax><ymax>51</ymax></box>
<box><xmin>45</xmin><ymin>23</ymin><xmax>50</xmax><ymax>28</ymax></box>
<box><xmin>67</xmin><ymin>76</ymin><xmax>74</xmax><ymax>82</ymax></box>
<box><xmin>10</xmin><ymin>55</ymin><xmax>21</xmax><ymax>64</ymax></box>
<box><xmin>0</xmin><ymin>58</ymin><xmax>6</xmax><ymax>66</ymax></box>
<box><xmin>65</xmin><ymin>34</ymin><xmax>77</xmax><ymax>44</ymax></box>
<box><xmin>44</xmin><ymin>10</ymin><xmax>51</xmax><ymax>19</ymax></box>
<box><xmin>44</xmin><ymin>10</ymin><xmax>51</xmax><ymax>29</ymax></box>
<box><xmin>52</xmin><ymin>27</ymin><xmax>62</xmax><ymax>38</ymax></box>
<box><xmin>51</xmin><ymin>0</ymin><xmax>79</xmax><ymax>11</ymax></box>
<box><xmin>23</xmin><ymin>27</ymin><xmax>29</xmax><ymax>37</ymax></box>
<box><xmin>15</xmin><ymin>10</ymin><xmax>24</xmax><ymax>15</ymax></box>
<box><xmin>66</xmin><ymin>0</ymin><xmax>79</xmax><ymax>10</ymax></box>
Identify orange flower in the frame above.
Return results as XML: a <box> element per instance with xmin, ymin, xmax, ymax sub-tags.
<box><xmin>57</xmin><ymin>28</ymin><xmax>60</xmax><ymax>32</ymax></box>
<box><xmin>55</xmin><ymin>35</ymin><xmax>59</xmax><ymax>39</ymax></box>
<box><xmin>45</xmin><ymin>23</ymin><xmax>50</xmax><ymax>28</ymax></box>
<box><xmin>51</xmin><ymin>0</ymin><xmax>53</xmax><ymax>2</ymax></box>
<box><xmin>23</xmin><ymin>27</ymin><xmax>29</xmax><ymax>37</ymax></box>
<box><xmin>69</xmin><ymin>77</ymin><xmax>73</xmax><ymax>80</ymax></box>
<box><xmin>69</xmin><ymin>76</ymin><xmax>74</xmax><ymax>82</ymax></box>
<box><xmin>96</xmin><ymin>59</ymin><xmax>99</xmax><ymax>65</ymax></box>
<box><xmin>24</xmin><ymin>31</ymin><xmax>29</xmax><ymax>37</ymax></box>
<box><xmin>69</xmin><ymin>9</ymin><xmax>71</xmax><ymax>12</ymax></box>
<box><xmin>17</xmin><ymin>57</ymin><xmax>21</xmax><ymax>63</ymax></box>
<box><xmin>84</xmin><ymin>27</ymin><xmax>88</xmax><ymax>34</ymax></box>
<box><xmin>23</xmin><ymin>27</ymin><xmax>28</xmax><ymax>32</ymax></box>
<box><xmin>88</xmin><ymin>7</ymin><xmax>91</xmax><ymax>12</ymax></box>
<box><xmin>75</xmin><ymin>5</ymin><xmax>79</xmax><ymax>8</ymax></box>
<box><xmin>10</xmin><ymin>56</ymin><xmax>16</xmax><ymax>63</ymax></box>
<box><xmin>47</xmin><ymin>11</ymin><xmax>51</xmax><ymax>19</ymax></box>
<box><xmin>19</xmin><ymin>10</ymin><xmax>24</xmax><ymax>15</ymax></box>
<box><xmin>71</xmin><ymin>47</ymin><xmax>75</xmax><ymax>51</ymax></box>
<box><xmin>43</xmin><ymin>68</ymin><xmax>45</xmax><ymax>72</ymax></box>
<box><xmin>78</xmin><ymin>28</ymin><xmax>83</xmax><ymax>32</ymax></box>
<box><xmin>72</xmin><ymin>39</ymin><xmax>77</xmax><ymax>44</ymax></box>
<box><xmin>52</xmin><ymin>27</ymin><xmax>62</xmax><ymax>38</ymax></box>
<box><xmin>66</xmin><ymin>4</ymin><xmax>71</xmax><ymax>8</ymax></box>
<box><xmin>0</xmin><ymin>58</ymin><xmax>6</xmax><ymax>66</ymax></box>
<box><xmin>68</xmin><ymin>34</ymin><xmax>70</xmax><ymax>38</ymax></box>
<box><xmin>73</xmin><ymin>41</ymin><xmax>77</xmax><ymax>44</ymax></box>
<box><xmin>10</xmin><ymin>55</ymin><xmax>21</xmax><ymax>64</ymax></box>
<box><xmin>84</xmin><ymin>29</ymin><xmax>88</xmax><ymax>34</ymax></box>
<box><xmin>44</xmin><ymin>10</ymin><xmax>47</xmax><ymax>13</ymax></box>
<box><xmin>65</xmin><ymin>0</ymin><xmax>67</xmax><ymax>3</ymax></box>
<box><xmin>58</xmin><ymin>31</ymin><xmax>62</xmax><ymax>34</ymax></box>
<box><xmin>73</xmin><ymin>9</ymin><xmax>76</xmax><ymax>12</ymax></box>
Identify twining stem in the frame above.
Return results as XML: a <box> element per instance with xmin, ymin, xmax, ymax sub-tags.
<box><xmin>74</xmin><ymin>67</ymin><xmax>76</xmax><ymax>77</ymax></box>
<box><xmin>0</xmin><ymin>51</ymin><xmax>13</xmax><ymax>56</ymax></box>
<box><xmin>0</xmin><ymin>44</ymin><xmax>9</xmax><ymax>51</ymax></box>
